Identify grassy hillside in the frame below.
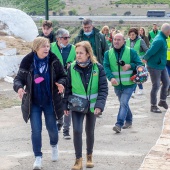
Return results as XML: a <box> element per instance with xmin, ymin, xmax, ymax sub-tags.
<box><xmin>0</xmin><ymin>0</ymin><xmax>65</xmax><ymax>15</ymax></box>
<box><xmin>115</xmin><ymin>0</ymin><xmax>170</xmax><ymax>5</ymax></box>
<box><xmin>0</xmin><ymin>0</ymin><xmax>169</xmax><ymax>16</ymax></box>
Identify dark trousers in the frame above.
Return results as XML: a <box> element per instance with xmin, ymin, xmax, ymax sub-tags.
<box><xmin>148</xmin><ymin>67</ymin><xmax>170</xmax><ymax>105</ymax></box>
<box><xmin>72</xmin><ymin>111</ymin><xmax>96</xmax><ymax>159</ymax></box>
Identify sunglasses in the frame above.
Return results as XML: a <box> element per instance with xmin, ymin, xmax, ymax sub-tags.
<box><xmin>61</xmin><ymin>36</ymin><xmax>71</xmax><ymax>40</ymax></box>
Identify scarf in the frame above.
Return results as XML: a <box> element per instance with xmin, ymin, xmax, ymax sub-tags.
<box><xmin>33</xmin><ymin>53</ymin><xmax>51</xmax><ymax>104</ymax></box>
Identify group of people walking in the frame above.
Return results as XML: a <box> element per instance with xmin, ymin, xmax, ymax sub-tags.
<box><xmin>13</xmin><ymin>18</ymin><xmax>170</xmax><ymax>170</ymax></box>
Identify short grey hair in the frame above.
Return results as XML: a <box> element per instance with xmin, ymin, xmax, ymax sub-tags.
<box><xmin>82</xmin><ymin>18</ymin><xmax>93</xmax><ymax>25</ymax></box>
<box><xmin>56</xmin><ymin>28</ymin><xmax>69</xmax><ymax>38</ymax></box>
<box><xmin>161</xmin><ymin>23</ymin><xmax>170</xmax><ymax>32</ymax></box>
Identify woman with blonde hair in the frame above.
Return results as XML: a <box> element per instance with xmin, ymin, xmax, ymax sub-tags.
<box><xmin>101</xmin><ymin>25</ymin><xmax>112</xmax><ymax>47</ymax></box>
<box><xmin>63</xmin><ymin>41</ymin><xmax>108</xmax><ymax>170</ymax></box>
<box><xmin>13</xmin><ymin>37</ymin><xmax>67</xmax><ymax>169</ymax></box>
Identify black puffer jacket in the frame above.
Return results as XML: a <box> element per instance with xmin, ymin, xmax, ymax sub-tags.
<box><xmin>63</xmin><ymin>62</ymin><xmax>108</xmax><ymax>112</ymax></box>
<box><xmin>13</xmin><ymin>51</ymin><xmax>67</xmax><ymax>123</ymax></box>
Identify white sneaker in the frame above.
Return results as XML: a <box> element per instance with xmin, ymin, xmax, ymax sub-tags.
<box><xmin>33</xmin><ymin>156</ymin><xmax>42</xmax><ymax>170</ymax></box>
<box><xmin>137</xmin><ymin>89</ymin><xmax>143</xmax><ymax>95</ymax></box>
<box><xmin>51</xmin><ymin>145</ymin><xmax>58</xmax><ymax>162</ymax></box>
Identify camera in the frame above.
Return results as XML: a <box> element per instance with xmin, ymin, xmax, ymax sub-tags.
<box><xmin>117</xmin><ymin>60</ymin><xmax>125</xmax><ymax>66</ymax></box>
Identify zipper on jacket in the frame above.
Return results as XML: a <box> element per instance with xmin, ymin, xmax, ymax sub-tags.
<box><xmin>27</xmin><ymin>71</ymin><xmax>32</xmax><ymax>121</ymax></box>
<box><xmin>51</xmin><ymin>60</ymin><xmax>58</xmax><ymax>119</ymax></box>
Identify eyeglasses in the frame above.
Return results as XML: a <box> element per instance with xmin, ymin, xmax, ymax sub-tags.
<box><xmin>60</xmin><ymin>36</ymin><xmax>71</xmax><ymax>40</ymax></box>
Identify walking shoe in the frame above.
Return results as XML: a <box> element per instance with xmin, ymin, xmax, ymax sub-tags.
<box><xmin>33</xmin><ymin>156</ymin><xmax>42</xmax><ymax>170</ymax></box>
<box><xmin>63</xmin><ymin>130</ymin><xmax>71</xmax><ymax>140</ymax></box>
<box><xmin>137</xmin><ymin>89</ymin><xmax>143</xmax><ymax>95</ymax></box>
<box><xmin>150</xmin><ymin>106</ymin><xmax>162</xmax><ymax>113</ymax></box>
<box><xmin>113</xmin><ymin>125</ymin><xmax>121</xmax><ymax>133</ymax></box>
<box><xmin>51</xmin><ymin>145</ymin><xmax>58</xmax><ymax>162</ymax></box>
<box><xmin>122</xmin><ymin>122</ymin><xmax>132</xmax><ymax>129</ymax></box>
<box><xmin>158</xmin><ymin>100</ymin><xmax>168</xmax><ymax>109</ymax></box>
<box><xmin>71</xmin><ymin>158</ymin><xmax>83</xmax><ymax>170</ymax></box>
<box><xmin>86</xmin><ymin>154</ymin><xmax>94</xmax><ymax>168</ymax></box>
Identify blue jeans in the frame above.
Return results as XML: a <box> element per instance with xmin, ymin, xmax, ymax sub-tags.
<box><xmin>147</xmin><ymin>67</ymin><xmax>170</xmax><ymax>105</ymax></box>
<box><xmin>30</xmin><ymin>103</ymin><xmax>58</xmax><ymax>157</ymax></box>
<box><xmin>114</xmin><ymin>87</ymin><xmax>135</xmax><ymax>127</ymax></box>
<box><xmin>72</xmin><ymin>111</ymin><xmax>96</xmax><ymax>159</ymax></box>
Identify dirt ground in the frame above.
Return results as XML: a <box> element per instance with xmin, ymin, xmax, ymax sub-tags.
<box><xmin>0</xmin><ymin>78</ymin><xmax>168</xmax><ymax>170</ymax></box>
<box><xmin>0</xmin><ymin>36</ymin><xmax>32</xmax><ymax>55</ymax></box>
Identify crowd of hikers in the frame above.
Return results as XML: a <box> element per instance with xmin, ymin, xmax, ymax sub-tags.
<box><xmin>13</xmin><ymin>18</ymin><xmax>170</xmax><ymax>170</ymax></box>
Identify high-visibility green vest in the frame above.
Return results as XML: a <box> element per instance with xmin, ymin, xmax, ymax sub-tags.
<box><xmin>108</xmin><ymin>46</ymin><xmax>134</xmax><ymax>86</ymax></box>
<box><xmin>149</xmin><ymin>30</ymin><xmax>160</xmax><ymax>43</ymax></box>
<box><xmin>167</xmin><ymin>36</ymin><xmax>170</xmax><ymax>61</ymax></box>
<box><xmin>70</xmin><ymin>62</ymin><xmax>99</xmax><ymax>113</ymax></box>
<box><xmin>126</xmin><ymin>39</ymin><xmax>145</xmax><ymax>57</ymax></box>
<box><xmin>51</xmin><ymin>42</ymin><xmax>76</xmax><ymax>66</ymax></box>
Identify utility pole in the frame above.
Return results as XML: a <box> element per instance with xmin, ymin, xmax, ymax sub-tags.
<box><xmin>45</xmin><ymin>0</ymin><xmax>49</xmax><ymax>20</ymax></box>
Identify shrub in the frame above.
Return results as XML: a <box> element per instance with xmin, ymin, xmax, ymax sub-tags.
<box><xmin>68</xmin><ymin>9</ymin><xmax>77</xmax><ymax>16</ymax></box>
<box><xmin>124</xmin><ymin>11</ymin><xmax>131</xmax><ymax>16</ymax></box>
<box><xmin>112</xmin><ymin>13</ymin><xmax>117</xmax><ymax>16</ymax></box>
<box><xmin>119</xmin><ymin>19</ymin><xmax>124</xmax><ymax>24</ymax></box>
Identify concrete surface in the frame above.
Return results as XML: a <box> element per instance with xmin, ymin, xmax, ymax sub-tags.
<box><xmin>0</xmin><ymin>79</ymin><xmax>169</xmax><ymax>170</ymax></box>
<box><xmin>139</xmin><ymin>109</ymin><xmax>170</xmax><ymax>170</ymax></box>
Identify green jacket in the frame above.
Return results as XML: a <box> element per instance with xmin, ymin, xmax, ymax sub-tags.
<box><xmin>103</xmin><ymin>45</ymin><xmax>142</xmax><ymax>89</ymax></box>
<box><xmin>143</xmin><ymin>32</ymin><xmax>167</xmax><ymax>70</ymax></box>
<box><xmin>74</xmin><ymin>27</ymin><xmax>109</xmax><ymax>64</ymax></box>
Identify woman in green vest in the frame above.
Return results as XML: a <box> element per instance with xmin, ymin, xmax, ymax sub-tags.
<box><xmin>126</xmin><ymin>27</ymin><xmax>148</xmax><ymax>95</ymax></box>
<box><xmin>101</xmin><ymin>25</ymin><xmax>112</xmax><ymax>48</ymax></box>
<box><xmin>63</xmin><ymin>41</ymin><xmax>108</xmax><ymax>170</ymax></box>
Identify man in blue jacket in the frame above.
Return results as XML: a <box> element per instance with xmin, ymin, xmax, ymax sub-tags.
<box><xmin>143</xmin><ymin>23</ymin><xmax>170</xmax><ymax>113</ymax></box>
<box><xmin>104</xmin><ymin>33</ymin><xmax>142</xmax><ymax>133</ymax></box>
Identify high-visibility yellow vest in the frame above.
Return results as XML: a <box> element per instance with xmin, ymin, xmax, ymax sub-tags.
<box><xmin>108</xmin><ymin>46</ymin><xmax>134</xmax><ymax>86</ymax></box>
<box><xmin>70</xmin><ymin>62</ymin><xmax>99</xmax><ymax>113</ymax></box>
<box><xmin>51</xmin><ymin>43</ymin><xmax>76</xmax><ymax>65</ymax></box>
<box><xmin>167</xmin><ymin>36</ymin><xmax>170</xmax><ymax>61</ymax></box>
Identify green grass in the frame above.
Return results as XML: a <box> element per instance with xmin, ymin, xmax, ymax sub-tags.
<box><xmin>0</xmin><ymin>0</ymin><xmax>65</xmax><ymax>15</ymax></box>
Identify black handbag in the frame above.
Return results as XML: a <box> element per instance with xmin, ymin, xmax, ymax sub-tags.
<box><xmin>68</xmin><ymin>65</ymin><xmax>94</xmax><ymax>114</ymax></box>
<box><xmin>68</xmin><ymin>95</ymin><xmax>90</xmax><ymax>113</ymax></box>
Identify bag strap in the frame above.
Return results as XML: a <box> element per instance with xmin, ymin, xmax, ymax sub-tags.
<box><xmin>87</xmin><ymin>64</ymin><xmax>94</xmax><ymax>101</ymax></box>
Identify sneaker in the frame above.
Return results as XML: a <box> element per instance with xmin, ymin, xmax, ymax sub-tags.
<box><xmin>51</xmin><ymin>145</ymin><xmax>58</xmax><ymax>162</ymax></box>
<box><xmin>150</xmin><ymin>106</ymin><xmax>162</xmax><ymax>113</ymax></box>
<box><xmin>158</xmin><ymin>100</ymin><xmax>168</xmax><ymax>109</ymax></box>
<box><xmin>122</xmin><ymin>122</ymin><xmax>132</xmax><ymax>129</ymax></box>
<box><xmin>33</xmin><ymin>156</ymin><xmax>42</xmax><ymax>170</ymax></box>
<box><xmin>137</xmin><ymin>89</ymin><xmax>143</xmax><ymax>95</ymax></box>
<box><xmin>113</xmin><ymin>125</ymin><xmax>121</xmax><ymax>133</ymax></box>
<box><xmin>63</xmin><ymin>130</ymin><xmax>71</xmax><ymax>140</ymax></box>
